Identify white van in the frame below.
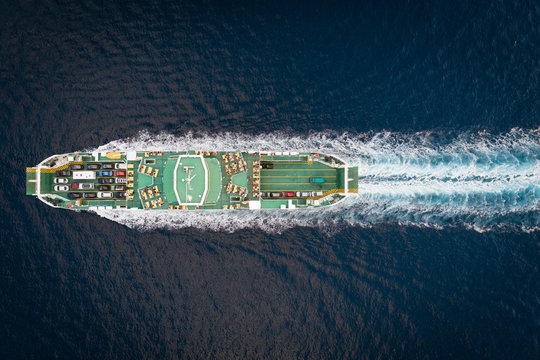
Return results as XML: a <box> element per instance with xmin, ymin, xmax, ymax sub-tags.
<box><xmin>73</xmin><ymin>171</ymin><xmax>96</xmax><ymax>180</ymax></box>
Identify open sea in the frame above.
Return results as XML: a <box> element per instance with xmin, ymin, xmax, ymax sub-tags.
<box><xmin>1</xmin><ymin>0</ymin><xmax>539</xmax><ymax>359</ymax></box>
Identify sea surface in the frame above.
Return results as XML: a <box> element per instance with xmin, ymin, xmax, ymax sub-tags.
<box><xmin>1</xmin><ymin>0</ymin><xmax>539</xmax><ymax>359</ymax></box>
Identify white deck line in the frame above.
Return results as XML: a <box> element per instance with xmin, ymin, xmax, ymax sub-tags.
<box><xmin>202</xmin><ymin>157</ymin><xmax>209</xmax><ymax>204</ymax></box>
<box><xmin>35</xmin><ymin>153</ymin><xmax>62</xmax><ymax>198</ymax></box>
<box><xmin>312</xmin><ymin>156</ymin><xmax>350</xmax><ymax>195</ymax></box>
<box><xmin>36</xmin><ymin>165</ymin><xmax>41</xmax><ymax>197</ymax></box>
<box><xmin>344</xmin><ymin>166</ymin><xmax>349</xmax><ymax>193</ymax></box>
<box><xmin>173</xmin><ymin>157</ymin><xmax>181</xmax><ymax>204</ymax></box>
<box><xmin>176</xmin><ymin>155</ymin><xmax>208</xmax><ymax>206</ymax></box>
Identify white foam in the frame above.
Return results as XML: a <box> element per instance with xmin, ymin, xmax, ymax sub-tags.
<box><xmin>90</xmin><ymin>128</ymin><xmax>540</xmax><ymax>233</ymax></box>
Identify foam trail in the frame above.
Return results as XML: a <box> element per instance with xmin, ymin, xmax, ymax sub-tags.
<box><xmin>92</xmin><ymin>128</ymin><xmax>540</xmax><ymax>233</ymax></box>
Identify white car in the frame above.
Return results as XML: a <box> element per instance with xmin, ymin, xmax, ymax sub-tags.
<box><xmin>73</xmin><ymin>182</ymin><xmax>94</xmax><ymax>190</ymax></box>
<box><xmin>53</xmin><ymin>178</ymin><xmax>68</xmax><ymax>184</ymax></box>
<box><xmin>296</xmin><ymin>191</ymin><xmax>311</xmax><ymax>197</ymax></box>
<box><xmin>115</xmin><ymin>178</ymin><xmax>127</xmax><ymax>184</ymax></box>
<box><xmin>311</xmin><ymin>191</ymin><xmax>323</xmax><ymax>197</ymax></box>
<box><xmin>54</xmin><ymin>185</ymin><xmax>69</xmax><ymax>192</ymax></box>
<box><xmin>97</xmin><ymin>192</ymin><xmax>113</xmax><ymax>198</ymax></box>
<box><xmin>114</xmin><ymin>163</ymin><xmax>127</xmax><ymax>169</ymax></box>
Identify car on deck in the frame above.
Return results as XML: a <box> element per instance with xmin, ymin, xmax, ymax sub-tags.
<box><xmin>56</xmin><ymin>170</ymin><xmax>71</xmax><ymax>177</ymax></box>
<box><xmin>101</xmin><ymin>163</ymin><xmax>114</xmax><ymax>169</ymax></box>
<box><xmin>114</xmin><ymin>163</ymin><xmax>127</xmax><ymax>169</ymax></box>
<box><xmin>114</xmin><ymin>192</ymin><xmax>126</xmax><ymax>198</ymax></box>
<box><xmin>296</xmin><ymin>191</ymin><xmax>311</xmax><ymax>197</ymax></box>
<box><xmin>97</xmin><ymin>170</ymin><xmax>114</xmax><ymax>177</ymax></box>
<box><xmin>261</xmin><ymin>163</ymin><xmax>274</xmax><ymax>169</ymax></box>
<box><xmin>98</xmin><ymin>178</ymin><xmax>114</xmax><ymax>184</ymax></box>
<box><xmin>54</xmin><ymin>185</ymin><xmax>69</xmax><ymax>192</ymax></box>
<box><xmin>53</xmin><ymin>178</ymin><xmax>68</xmax><ymax>184</ymax></box>
<box><xmin>97</xmin><ymin>185</ymin><xmax>110</xmax><ymax>191</ymax></box>
<box><xmin>112</xmin><ymin>185</ymin><xmax>126</xmax><ymax>191</ymax></box>
<box><xmin>82</xmin><ymin>192</ymin><xmax>97</xmax><ymax>198</ymax></box>
<box><xmin>97</xmin><ymin>192</ymin><xmax>113</xmax><ymax>198</ymax></box>
<box><xmin>69</xmin><ymin>164</ymin><xmax>84</xmax><ymax>170</ymax></box>
<box><xmin>67</xmin><ymin>192</ymin><xmax>82</xmax><ymax>199</ymax></box>
<box><xmin>86</xmin><ymin>164</ymin><xmax>101</xmax><ymax>170</ymax></box>
<box><xmin>71</xmin><ymin>183</ymin><xmax>94</xmax><ymax>190</ymax></box>
<box><xmin>282</xmin><ymin>192</ymin><xmax>295</xmax><ymax>197</ymax></box>
<box><xmin>114</xmin><ymin>170</ymin><xmax>126</xmax><ymax>177</ymax></box>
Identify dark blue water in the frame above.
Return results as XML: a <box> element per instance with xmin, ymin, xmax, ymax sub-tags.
<box><xmin>1</xmin><ymin>0</ymin><xmax>539</xmax><ymax>359</ymax></box>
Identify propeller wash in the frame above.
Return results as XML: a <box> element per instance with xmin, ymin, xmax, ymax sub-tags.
<box><xmin>26</xmin><ymin>128</ymin><xmax>539</xmax><ymax>233</ymax></box>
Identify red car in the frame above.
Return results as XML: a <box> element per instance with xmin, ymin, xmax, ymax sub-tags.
<box><xmin>71</xmin><ymin>183</ymin><xmax>94</xmax><ymax>190</ymax></box>
<box><xmin>282</xmin><ymin>192</ymin><xmax>295</xmax><ymax>197</ymax></box>
<box><xmin>114</xmin><ymin>170</ymin><xmax>126</xmax><ymax>177</ymax></box>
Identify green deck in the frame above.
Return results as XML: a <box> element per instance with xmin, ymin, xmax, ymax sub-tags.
<box><xmin>163</xmin><ymin>156</ymin><xmax>178</xmax><ymax>205</ymax></box>
<box><xmin>205</xmin><ymin>158</ymin><xmax>221</xmax><ymax>204</ymax></box>
<box><xmin>260</xmin><ymin>160</ymin><xmax>341</xmax><ymax>193</ymax></box>
<box><xmin>27</xmin><ymin>151</ymin><xmax>358</xmax><ymax>211</ymax></box>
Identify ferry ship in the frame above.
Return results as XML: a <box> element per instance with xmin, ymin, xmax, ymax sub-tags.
<box><xmin>26</xmin><ymin>151</ymin><xmax>358</xmax><ymax>210</ymax></box>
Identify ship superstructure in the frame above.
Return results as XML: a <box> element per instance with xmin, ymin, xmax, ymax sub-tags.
<box><xmin>26</xmin><ymin>151</ymin><xmax>358</xmax><ymax>210</ymax></box>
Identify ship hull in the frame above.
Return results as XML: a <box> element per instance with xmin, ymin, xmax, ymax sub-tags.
<box><xmin>26</xmin><ymin>151</ymin><xmax>358</xmax><ymax>210</ymax></box>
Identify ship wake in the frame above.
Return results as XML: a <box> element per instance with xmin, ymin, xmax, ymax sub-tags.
<box><xmin>92</xmin><ymin>128</ymin><xmax>540</xmax><ymax>233</ymax></box>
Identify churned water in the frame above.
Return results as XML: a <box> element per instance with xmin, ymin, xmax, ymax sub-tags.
<box><xmin>94</xmin><ymin>128</ymin><xmax>539</xmax><ymax>233</ymax></box>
